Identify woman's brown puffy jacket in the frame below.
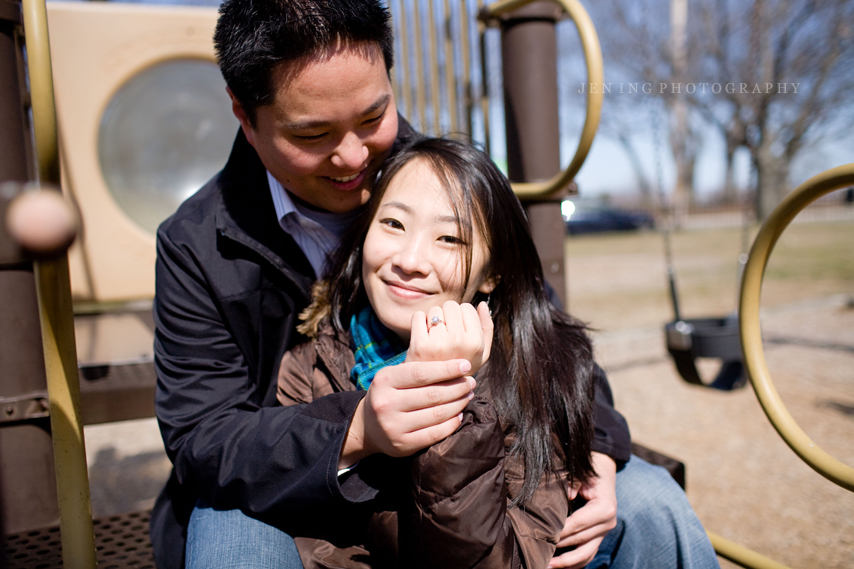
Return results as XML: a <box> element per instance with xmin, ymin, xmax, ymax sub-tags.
<box><xmin>277</xmin><ymin>320</ymin><xmax>571</xmax><ymax>569</ymax></box>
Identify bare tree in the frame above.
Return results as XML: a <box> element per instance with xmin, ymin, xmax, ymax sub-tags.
<box><xmin>585</xmin><ymin>0</ymin><xmax>706</xmax><ymax>225</ymax></box>
<box><xmin>689</xmin><ymin>0</ymin><xmax>854</xmax><ymax>218</ymax></box>
<box><xmin>588</xmin><ymin>0</ymin><xmax>854</xmax><ymax>220</ymax></box>
<box><xmin>557</xmin><ymin>14</ymin><xmax>658</xmax><ymax>205</ymax></box>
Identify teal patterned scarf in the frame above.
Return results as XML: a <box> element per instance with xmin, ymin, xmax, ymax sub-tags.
<box><xmin>350</xmin><ymin>306</ymin><xmax>408</xmax><ymax>391</ymax></box>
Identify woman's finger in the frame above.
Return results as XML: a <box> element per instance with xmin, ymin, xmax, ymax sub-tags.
<box><xmin>477</xmin><ymin>301</ymin><xmax>494</xmax><ymax>362</ymax></box>
<box><xmin>440</xmin><ymin>300</ymin><xmax>464</xmax><ymax>334</ymax></box>
<box><xmin>426</xmin><ymin>305</ymin><xmax>447</xmax><ymax>334</ymax></box>
<box><xmin>408</xmin><ymin>310</ymin><xmax>429</xmax><ymax>355</ymax></box>
<box><xmin>460</xmin><ymin>302</ymin><xmax>481</xmax><ymax>334</ymax></box>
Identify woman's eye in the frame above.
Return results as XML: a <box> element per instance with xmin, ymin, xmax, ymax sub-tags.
<box><xmin>380</xmin><ymin>218</ymin><xmax>403</xmax><ymax>230</ymax></box>
<box><xmin>439</xmin><ymin>235</ymin><xmax>464</xmax><ymax>245</ymax></box>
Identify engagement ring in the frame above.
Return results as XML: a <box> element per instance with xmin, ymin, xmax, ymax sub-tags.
<box><xmin>428</xmin><ymin>316</ymin><xmax>444</xmax><ymax>330</ymax></box>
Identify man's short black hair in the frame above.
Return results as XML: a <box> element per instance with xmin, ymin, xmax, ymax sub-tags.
<box><xmin>215</xmin><ymin>0</ymin><xmax>394</xmax><ymax>126</ymax></box>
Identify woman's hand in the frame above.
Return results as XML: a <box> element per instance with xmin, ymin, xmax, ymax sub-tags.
<box><xmin>406</xmin><ymin>300</ymin><xmax>494</xmax><ymax>375</ymax></box>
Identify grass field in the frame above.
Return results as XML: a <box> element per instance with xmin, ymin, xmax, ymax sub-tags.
<box><xmin>564</xmin><ymin>219</ymin><xmax>854</xmax><ymax>332</ymax></box>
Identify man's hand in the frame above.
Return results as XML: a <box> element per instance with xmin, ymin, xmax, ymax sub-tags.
<box><xmin>406</xmin><ymin>301</ymin><xmax>493</xmax><ymax>375</ymax></box>
<box><xmin>340</xmin><ymin>359</ymin><xmax>475</xmax><ymax>468</ymax></box>
<box><xmin>549</xmin><ymin>452</ymin><xmax>618</xmax><ymax>569</ymax></box>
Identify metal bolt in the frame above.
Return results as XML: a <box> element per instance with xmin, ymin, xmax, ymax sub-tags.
<box><xmin>4</xmin><ymin>406</ymin><xmax>14</xmax><ymax>416</ymax></box>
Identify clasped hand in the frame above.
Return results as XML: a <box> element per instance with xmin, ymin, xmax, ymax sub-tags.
<box><xmin>340</xmin><ymin>301</ymin><xmax>493</xmax><ymax>467</ymax></box>
<box><xmin>406</xmin><ymin>300</ymin><xmax>493</xmax><ymax>373</ymax></box>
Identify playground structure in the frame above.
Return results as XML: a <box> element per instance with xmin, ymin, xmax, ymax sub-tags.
<box><xmin>1</xmin><ymin>0</ymin><xmax>852</xmax><ymax>567</ymax></box>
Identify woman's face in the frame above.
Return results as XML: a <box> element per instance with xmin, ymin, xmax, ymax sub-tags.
<box><xmin>361</xmin><ymin>159</ymin><xmax>494</xmax><ymax>342</ymax></box>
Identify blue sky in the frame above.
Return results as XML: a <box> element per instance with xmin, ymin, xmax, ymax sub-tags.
<box><xmin>564</xmin><ymin>117</ymin><xmax>854</xmax><ymax>201</ymax></box>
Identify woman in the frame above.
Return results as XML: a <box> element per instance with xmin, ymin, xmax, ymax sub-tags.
<box><xmin>277</xmin><ymin>137</ymin><xmax>596</xmax><ymax>569</ymax></box>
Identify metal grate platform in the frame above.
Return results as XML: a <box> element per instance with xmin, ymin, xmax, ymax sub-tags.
<box><xmin>5</xmin><ymin>510</ymin><xmax>154</xmax><ymax>569</ymax></box>
<box><xmin>79</xmin><ymin>360</ymin><xmax>157</xmax><ymax>425</ymax></box>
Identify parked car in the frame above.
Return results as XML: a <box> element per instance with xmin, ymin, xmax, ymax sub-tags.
<box><xmin>561</xmin><ymin>200</ymin><xmax>655</xmax><ymax>234</ymax></box>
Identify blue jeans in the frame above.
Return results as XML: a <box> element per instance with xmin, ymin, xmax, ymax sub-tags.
<box><xmin>185</xmin><ymin>455</ymin><xmax>718</xmax><ymax>569</ymax></box>
<box><xmin>186</xmin><ymin>502</ymin><xmax>303</xmax><ymax>569</ymax></box>
<box><xmin>590</xmin><ymin>455</ymin><xmax>720</xmax><ymax>569</ymax></box>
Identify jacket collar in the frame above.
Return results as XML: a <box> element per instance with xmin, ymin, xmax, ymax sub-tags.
<box><xmin>213</xmin><ymin>129</ymin><xmax>316</xmax><ymax>301</ymax></box>
<box><xmin>314</xmin><ymin>318</ymin><xmax>357</xmax><ymax>393</ymax></box>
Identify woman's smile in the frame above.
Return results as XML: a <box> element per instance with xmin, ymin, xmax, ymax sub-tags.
<box><xmin>383</xmin><ymin>279</ymin><xmax>432</xmax><ymax>299</ymax></box>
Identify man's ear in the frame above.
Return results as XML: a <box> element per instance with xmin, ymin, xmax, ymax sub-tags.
<box><xmin>478</xmin><ymin>274</ymin><xmax>498</xmax><ymax>294</ymax></box>
<box><xmin>227</xmin><ymin>86</ymin><xmax>256</xmax><ymax>147</ymax></box>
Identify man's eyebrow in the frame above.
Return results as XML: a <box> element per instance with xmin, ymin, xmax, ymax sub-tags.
<box><xmin>284</xmin><ymin>93</ymin><xmax>391</xmax><ymax>131</ymax></box>
<box><xmin>362</xmin><ymin>93</ymin><xmax>391</xmax><ymax>117</ymax></box>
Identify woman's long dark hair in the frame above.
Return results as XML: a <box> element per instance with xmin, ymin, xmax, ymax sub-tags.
<box><xmin>324</xmin><ymin>137</ymin><xmax>596</xmax><ymax>505</ymax></box>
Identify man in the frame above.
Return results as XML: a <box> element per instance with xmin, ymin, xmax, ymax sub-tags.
<box><xmin>152</xmin><ymin>1</ymin><xmax>718</xmax><ymax>568</ymax></box>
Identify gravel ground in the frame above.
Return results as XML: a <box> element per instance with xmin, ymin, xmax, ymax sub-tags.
<box><xmin>593</xmin><ymin>294</ymin><xmax>854</xmax><ymax>569</ymax></box>
<box><xmin>83</xmin><ymin>294</ymin><xmax>854</xmax><ymax>568</ymax></box>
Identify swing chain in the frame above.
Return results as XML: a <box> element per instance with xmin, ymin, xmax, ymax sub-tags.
<box><xmin>651</xmin><ymin>100</ymin><xmax>682</xmax><ymax>322</ymax></box>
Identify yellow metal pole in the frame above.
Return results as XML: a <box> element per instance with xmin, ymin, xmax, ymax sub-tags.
<box><xmin>394</xmin><ymin>0</ymin><xmax>413</xmax><ymax>120</ymax></box>
<box><xmin>412</xmin><ymin>2</ymin><xmax>427</xmax><ymax>132</ymax></box>
<box><xmin>21</xmin><ymin>0</ymin><xmax>57</xmax><ymax>186</ymax></box>
<box><xmin>707</xmin><ymin>532</ymin><xmax>792</xmax><ymax>569</ymax></box>
<box><xmin>427</xmin><ymin>0</ymin><xmax>441</xmax><ymax>134</ymax></box>
<box><xmin>21</xmin><ymin>0</ymin><xmax>97</xmax><ymax>567</ymax></box>
<box><xmin>481</xmin><ymin>0</ymin><xmax>603</xmax><ymax>198</ymax></box>
<box><xmin>444</xmin><ymin>0</ymin><xmax>458</xmax><ymax>133</ymax></box>
<box><xmin>477</xmin><ymin>0</ymin><xmax>490</xmax><ymax>153</ymax></box>
<box><xmin>389</xmin><ymin>3</ymin><xmax>401</xmax><ymax>119</ymax></box>
<box><xmin>739</xmin><ymin>163</ymin><xmax>854</xmax><ymax>492</ymax></box>
<box><xmin>459</xmin><ymin>0</ymin><xmax>474</xmax><ymax>136</ymax></box>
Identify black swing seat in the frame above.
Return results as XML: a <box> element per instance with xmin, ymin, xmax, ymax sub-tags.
<box><xmin>664</xmin><ymin>315</ymin><xmax>747</xmax><ymax>391</ymax></box>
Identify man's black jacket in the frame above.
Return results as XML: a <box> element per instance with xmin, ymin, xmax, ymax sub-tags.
<box><xmin>151</xmin><ymin>125</ymin><xmax>630</xmax><ymax>568</ymax></box>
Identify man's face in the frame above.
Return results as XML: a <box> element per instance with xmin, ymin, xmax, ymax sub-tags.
<box><xmin>231</xmin><ymin>43</ymin><xmax>399</xmax><ymax>213</ymax></box>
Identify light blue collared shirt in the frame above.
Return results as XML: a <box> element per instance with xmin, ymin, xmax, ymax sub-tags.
<box><xmin>267</xmin><ymin>171</ymin><xmax>357</xmax><ymax>278</ymax></box>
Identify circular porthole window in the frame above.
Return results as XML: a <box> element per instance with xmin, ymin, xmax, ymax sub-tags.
<box><xmin>98</xmin><ymin>59</ymin><xmax>238</xmax><ymax>234</ymax></box>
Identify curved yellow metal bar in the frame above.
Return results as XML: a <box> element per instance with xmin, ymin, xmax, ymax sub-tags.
<box><xmin>483</xmin><ymin>0</ymin><xmax>603</xmax><ymax>198</ymax></box>
<box><xmin>21</xmin><ymin>0</ymin><xmax>98</xmax><ymax>566</ymax></box>
<box><xmin>707</xmin><ymin>532</ymin><xmax>792</xmax><ymax>569</ymax></box>
<box><xmin>739</xmin><ymin>163</ymin><xmax>854</xmax><ymax>492</ymax></box>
